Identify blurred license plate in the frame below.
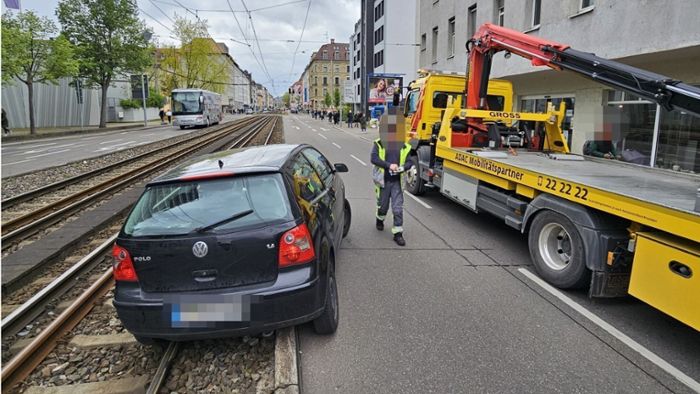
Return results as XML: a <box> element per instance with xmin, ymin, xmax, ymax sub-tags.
<box><xmin>165</xmin><ymin>294</ymin><xmax>250</xmax><ymax>327</ymax></box>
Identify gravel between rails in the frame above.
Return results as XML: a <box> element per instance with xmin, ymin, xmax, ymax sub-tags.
<box><xmin>10</xmin><ymin>121</ymin><xmax>286</xmax><ymax>393</ymax></box>
<box><xmin>1</xmin><ymin>128</ymin><xmax>212</xmax><ymax>200</ymax></box>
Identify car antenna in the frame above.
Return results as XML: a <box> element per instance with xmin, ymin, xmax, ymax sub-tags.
<box><xmin>218</xmin><ymin>160</ymin><xmax>224</xmax><ymax>170</ymax></box>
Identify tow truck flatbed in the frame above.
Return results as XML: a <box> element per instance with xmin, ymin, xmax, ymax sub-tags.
<box><xmin>438</xmin><ymin>147</ymin><xmax>700</xmax><ymax>242</ymax></box>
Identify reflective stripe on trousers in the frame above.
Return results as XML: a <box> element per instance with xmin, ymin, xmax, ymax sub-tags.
<box><xmin>376</xmin><ymin>179</ymin><xmax>403</xmax><ymax>233</ymax></box>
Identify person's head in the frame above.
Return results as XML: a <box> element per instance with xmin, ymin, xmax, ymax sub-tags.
<box><xmin>376</xmin><ymin>79</ymin><xmax>387</xmax><ymax>92</ymax></box>
<box><xmin>378</xmin><ymin>107</ymin><xmax>406</xmax><ymax>148</ymax></box>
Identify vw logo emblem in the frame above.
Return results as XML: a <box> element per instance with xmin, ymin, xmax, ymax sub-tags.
<box><xmin>192</xmin><ymin>241</ymin><xmax>208</xmax><ymax>258</ymax></box>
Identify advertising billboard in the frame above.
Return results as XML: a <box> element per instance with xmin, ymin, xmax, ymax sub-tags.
<box><xmin>368</xmin><ymin>75</ymin><xmax>402</xmax><ymax>104</ymax></box>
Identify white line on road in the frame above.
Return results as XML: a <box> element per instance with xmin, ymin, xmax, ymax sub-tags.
<box><xmin>311</xmin><ymin>128</ymin><xmax>317</xmax><ymax>132</ymax></box>
<box><xmin>317</xmin><ymin>133</ymin><xmax>328</xmax><ymax>140</ymax></box>
<box><xmin>517</xmin><ymin>268</ymin><xmax>700</xmax><ymax>392</ymax></box>
<box><xmin>3</xmin><ymin>159</ymin><xmax>31</xmax><ymax>166</ymax></box>
<box><xmin>17</xmin><ymin>142</ymin><xmax>58</xmax><ymax>149</ymax></box>
<box><xmin>25</xmin><ymin>149</ymin><xmax>71</xmax><ymax>159</ymax></box>
<box><xmin>404</xmin><ymin>191</ymin><xmax>432</xmax><ymax>209</ymax></box>
<box><xmin>295</xmin><ymin>126</ymin><xmax>300</xmax><ymax>130</ymax></box>
<box><xmin>350</xmin><ymin>154</ymin><xmax>367</xmax><ymax>166</ymax></box>
<box><xmin>95</xmin><ymin>140</ymin><xmax>137</xmax><ymax>151</ymax></box>
<box><xmin>99</xmin><ymin>139</ymin><xmax>123</xmax><ymax>145</ymax></box>
<box><xmin>332</xmin><ymin>142</ymin><xmax>342</xmax><ymax>149</ymax></box>
<box><xmin>320</xmin><ymin>127</ymin><xmax>328</xmax><ymax>131</ymax></box>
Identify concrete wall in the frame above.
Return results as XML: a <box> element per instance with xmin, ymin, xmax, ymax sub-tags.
<box><xmin>375</xmin><ymin>0</ymin><xmax>418</xmax><ymax>83</ymax></box>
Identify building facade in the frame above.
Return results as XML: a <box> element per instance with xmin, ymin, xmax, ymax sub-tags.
<box><xmin>304</xmin><ymin>39</ymin><xmax>350</xmax><ymax>110</ymax></box>
<box><xmin>418</xmin><ymin>0</ymin><xmax>700</xmax><ymax>172</ymax></box>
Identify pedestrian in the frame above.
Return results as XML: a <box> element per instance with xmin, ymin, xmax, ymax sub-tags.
<box><xmin>333</xmin><ymin>111</ymin><xmax>340</xmax><ymax>125</ymax></box>
<box><xmin>347</xmin><ymin>110</ymin><xmax>353</xmax><ymax>128</ymax></box>
<box><xmin>166</xmin><ymin>109</ymin><xmax>172</xmax><ymax>124</ymax></box>
<box><xmin>2</xmin><ymin>108</ymin><xmax>11</xmax><ymax>136</ymax></box>
<box><xmin>159</xmin><ymin>108</ymin><xmax>165</xmax><ymax>125</ymax></box>
<box><xmin>358</xmin><ymin>112</ymin><xmax>367</xmax><ymax>133</ymax></box>
<box><xmin>370</xmin><ymin>107</ymin><xmax>412</xmax><ymax>246</ymax></box>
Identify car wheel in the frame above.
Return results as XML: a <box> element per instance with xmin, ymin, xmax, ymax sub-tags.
<box><xmin>134</xmin><ymin>335</ymin><xmax>165</xmax><ymax>347</ymax></box>
<box><xmin>405</xmin><ymin>155</ymin><xmax>425</xmax><ymax>196</ymax></box>
<box><xmin>528</xmin><ymin>210</ymin><xmax>590</xmax><ymax>289</ymax></box>
<box><xmin>313</xmin><ymin>255</ymin><xmax>338</xmax><ymax>335</ymax></box>
<box><xmin>206</xmin><ymin>118</ymin><xmax>210</xmax><ymax>128</ymax></box>
<box><xmin>179</xmin><ymin>126</ymin><xmax>185</xmax><ymax>130</ymax></box>
<box><xmin>342</xmin><ymin>199</ymin><xmax>351</xmax><ymax>238</ymax></box>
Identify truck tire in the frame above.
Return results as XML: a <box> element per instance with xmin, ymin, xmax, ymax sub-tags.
<box><xmin>528</xmin><ymin>210</ymin><xmax>590</xmax><ymax>289</ymax></box>
<box><xmin>405</xmin><ymin>156</ymin><xmax>425</xmax><ymax>196</ymax></box>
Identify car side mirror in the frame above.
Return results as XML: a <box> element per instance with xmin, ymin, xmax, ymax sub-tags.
<box><xmin>333</xmin><ymin>163</ymin><xmax>349</xmax><ymax>173</ymax></box>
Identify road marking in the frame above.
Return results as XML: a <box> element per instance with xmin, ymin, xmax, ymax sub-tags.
<box><xmin>404</xmin><ymin>191</ymin><xmax>432</xmax><ymax>209</ymax></box>
<box><xmin>320</xmin><ymin>127</ymin><xmax>328</xmax><ymax>131</ymax></box>
<box><xmin>23</xmin><ymin>142</ymin><xmax>82</xmax><ymax>154</ymax></box>
<box><xmin>25</xmin><ymin>149</ymin><xmax>71</xmax><ymax>159</ymax></box>
<box><xmin>332</xmin><ymin>142</ymin><xmax>342</xmax><ymax>149</ymax></box>
<box><xmin>3</xmin><ymin>159</ymin><xmax>31</xmax><ymax>166</ymax></box>
<box><xmin>294</xmin><ymin>126</ymin><xmax>300</xmax><ymax>130</ymax></box>
<box><xmin>311</xmin><ymin>128</ymin><xmax>317</xmax><ymax>132</ymax></box>
<box><xmin>19</xmin><ymin>142</ymin><xmax>58</xmax><ymax>149</ymax></box>
<box><xmin>96</xmin><ymin>140</ymin><xmax>137</xmax><ymax>151</ymax></box>
<box><xmin>350</xmin><ymin>154</ymin><xmax>367</xmax><ymax>166</ymax></box>
<box><xmin>517</xmin><ymin>268</ymin><xmax>700</xmax><ymax>392</ymax></box>
<box><xmin>317</xmin><ymin>133</ymin><xmax>328</xmax><ymax>140</ymax></box>
<box><xmin>99</xmin><ymin>139</ymin><xmax>123</xmax><ymax>144</ymax></box>
<box><xmin>120</xmin><ymin>131</ymin><xmax>128</xmax><ymax>134</ymax></box>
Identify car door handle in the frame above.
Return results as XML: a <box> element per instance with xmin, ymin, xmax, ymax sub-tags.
<box><xmin>192</xmin><ymin>269</ymin><xmax>218</xmax><ymax>282</ymax></box>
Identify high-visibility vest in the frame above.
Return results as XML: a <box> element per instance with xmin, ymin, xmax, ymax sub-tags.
<box><xmin>373</xmin><ymin>139</ymin><xmax>411</xmax><ymax>188</ymax></box>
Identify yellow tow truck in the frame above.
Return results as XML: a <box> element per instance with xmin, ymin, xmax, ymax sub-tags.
<box><xmin>403</xmin><ymin>24</ymin><xmax>699</xmax><ymax>330</ymax></box>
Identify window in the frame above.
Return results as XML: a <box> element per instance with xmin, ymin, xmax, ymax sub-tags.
<box><xmin>405</xmin><ymin>89</ymin><xmax>420</xmax><ymax>115</ymax></box>
<box><xmin>314</xmin><ymin>88</ymin><xmax>318</xmax><ymax>96</ymax></box>
<box><xmin>334</xmin><ymin>65</ymin><xmax>340</xmax><ymax>73</ymax></box>
<box><xmin>323</xmin><ymin>88</ymin><xmax>327</xmax><ymax>96</ymax></box>
<box><xmin>373</xmin><ymin>50</ymin><xmax>384</xmax><ymax>67</ymax></box>
<box><xmin>323</xmin><ymin>77</ymin><xmax>328</xmax><ymax>85</ymax></box>
<box><xmin>322</xmin><ymin>50</ymin><xmax>328</xmax><ymax>60</ymax></box>
<box><xmin>531</xmin><ymin>0</ymin><xmax>541</xmax><ymax>27</ymax></box>
<box><xmin>290</xmin><ymin>154</ymin><xmax>324</xmax><ymax>204</ymax></box>
<box><xmin>495</xmin><ymin>0</ymin><xmax>505</xmax><ymax>26</ymax></box>
<box><xmin>431</xmin><ymin>26</ymin><xmax>438</xmax><ymax>63</ymax></box>
<box><xmin>123</xmin><ymin>175</ymin><xmax>292</xmax><ymax>236</ymax></box>
<box><xmin>580</xmin><ymin>0</ymin><xmax>594</xmax><ymax>10</ymax></box>
<box><xmin>323</xmin><ymin>65</ymin><xmax>328</xmax><ymax>72</ymax></box>
<box><xmin>374</xmin><ymin>26</ymin><xmax>384</xmax><ymax>45</ymax></box>
<box><xmin>302</xmin><ymin>148</ymin><xmax>334</xmax><ymax>187</ymax></box>
<box><xmin>448</xmin><ymin>17</ymin><xmax>455</xmax><ymax>57</ymax></box>
<box><xmin>334</xmin><ymin>50</ymin><xmax>340</xmax><ymax>60</ymax></box>
<box><xmin>335</xmin><ymin>77</ymin><xmax>340</xmax><ymax>85</ymax></box>
<box><xmin>374</xmin><ymin>1</ymin><xmax>384</xmax><ymax>21</ymax></box>
<box><xmin>346</xmin><ymin>65</ymin><xmax>350</xmax><ymax>72</ymax></box>
<box><xmin>468</xmin><ymin>5</ymin><xmax>477</xmax><ymax>39</ymax></box>
<box><xmin>420</xmin><ymin>33</ymin><xmax>426</xmax><ymax>51</ymax></box>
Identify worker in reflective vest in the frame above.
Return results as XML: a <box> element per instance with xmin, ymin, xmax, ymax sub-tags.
<box><xmin>370</xmin><ymin>107</ymin><xmax>413</xmax><ymax>246</ymax></box>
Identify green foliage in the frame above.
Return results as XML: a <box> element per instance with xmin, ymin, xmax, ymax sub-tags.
<box><xmin>158</xmin><ymin>16</ymin><xmax>230</xmax><ymax>94</ymax></box>
<box><xmin>324</xmin><ymin>91</ymin><xmax>332</xmax><ymax>107</ymax></box>
<box><xmin>1</xmin><ymin>11</ymin><xmax>78</xmax><ymax>133</ymax></box>
<box><xmin>282</xmin><ymin>92</ymin><xmax>290</xmax><ymax>107</ymax></box>
<box><xmin>146</xmin><ymin>92</ymin><xmax>166</xmax><ymax>108</ymax></box>
<box><xmin>119</xmin><ymin>98</ymin><xmax>141</xmax><ymax>109</ymax></box>
<box><xmin>333</xmin><ymin>88</ymin><xmax>341</xmax><ymax>107</ymax></box>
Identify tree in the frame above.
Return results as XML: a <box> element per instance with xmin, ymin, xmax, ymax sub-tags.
<box><xmin>57</xmin><ymin>0</ymin><xmax>151</xmax><ymax>128</ymax></box>
<box><xmin>324</xmin><ymin>91</ymin><xmax>332</xmax><ymax>108</ymax></box>
<box><xmin>282</xmin><ymin>92</ymin><xmax>290</xmax><ymax>108</ymax></box>
<box><xmin>158</xmin><ymin>16</ymin><xmax>230</xmax><ymax>95</ymax></box>
<box><xmin>333</xmin><ymin>88</ymin><xmax>341</xmax><ymax>108</ymax></box>
<box><xmin>1</xmin><ymin>11</ymin><xmax>78</xmax><ymax>134</ymax></box>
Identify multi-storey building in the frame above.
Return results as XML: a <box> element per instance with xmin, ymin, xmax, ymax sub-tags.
<box><xmin>304</xmin><ymin>39</ymin><xmax>350</xmax><ymax>110</ymax></box>
<box><xmin>351</xmin><ymin>0</ymin><xmax>418</xmax><ymax>116</ymax></box>
<box><xmin>418</xmin><ymin>0</ymin><xmax>700</xmax><ymax>171</ymax></box>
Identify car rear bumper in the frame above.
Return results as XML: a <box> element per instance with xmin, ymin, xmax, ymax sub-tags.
<box><xmin>113</xmin><ymin>266</ymin><xmax>325</xmax><ymax>341</ymax></box>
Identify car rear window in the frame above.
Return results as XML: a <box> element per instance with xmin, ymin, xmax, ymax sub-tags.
<box><xmin>123</xmin><ymin>174</ymin><xmax>293</xmax><ymax>237</ymax></box>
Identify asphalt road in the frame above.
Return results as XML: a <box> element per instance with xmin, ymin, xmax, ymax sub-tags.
<box><xmin>284</xmin><ymin>115</ymin><xmax>700</xmax><ymax>393</ymax></box>
<box><xmin>0</xmin><ymin>114</ymin><xmax>244</xmax><ymax>178</ymax></box>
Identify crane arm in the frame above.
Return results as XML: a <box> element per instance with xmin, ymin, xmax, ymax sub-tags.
<box><xmin>466</xmin><ymin>23</ymin><xmax>700</xmax><ymax>116</ymax></box>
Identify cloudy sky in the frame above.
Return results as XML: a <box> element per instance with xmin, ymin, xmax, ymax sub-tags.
<box><xmin>6</xmin><ymin>0</ymin><xmax>360</xmax><ymax>96</ymax></box>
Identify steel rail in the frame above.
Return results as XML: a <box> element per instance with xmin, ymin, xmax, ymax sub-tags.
<box><xmin>1</xmin><ymin>117</ymin><xmax>271</xmax><ymax>247</ymax></box>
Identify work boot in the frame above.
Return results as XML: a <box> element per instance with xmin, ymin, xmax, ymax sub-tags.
<box><xmin>393</xmin><ymin>232</ymin><xmax>406</xmax><ymax>246</ymax></box>
<box><xmin>376</xmin><ymin>219</ymin><xmax>384</xmax><ymax>231</ymax></box>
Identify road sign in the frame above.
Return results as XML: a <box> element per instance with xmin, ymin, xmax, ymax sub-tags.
<box><xmin>130</xmin><ymin>75</ymin><xmax>149</xmax><ymax>99</ymax></box>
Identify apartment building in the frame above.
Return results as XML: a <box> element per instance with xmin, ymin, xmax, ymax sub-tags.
<box><xmin>418</xmin><ymin>0</ymin><xmax>700</xmax><ymax>172</ymax></box>
<box><xmin>304</xmin><ymin>39</ymin><xmax>350</xmax><ymax>110</ymax></box>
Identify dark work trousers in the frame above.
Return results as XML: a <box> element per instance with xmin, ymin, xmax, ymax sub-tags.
<box><xmin>376</xmin><ymin>178</ymin><xmax>404</xmax><ymax>234</ymax></box>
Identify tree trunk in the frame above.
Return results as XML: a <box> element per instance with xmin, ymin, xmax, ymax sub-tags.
<box><xmin>99</xmin><ymin>81</ymin><xmax>109</xmax><ymax>128</ymax></box>
<box><xmin>27</xmin><ymin>80</ymin><xmax>36</xmax><ymax>135</ymax></box>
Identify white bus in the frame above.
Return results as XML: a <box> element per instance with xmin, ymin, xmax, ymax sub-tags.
<box><xmin>171</xmin><ymin>89</ymin><xmax>222</xmax><ymax>129</ymax></box>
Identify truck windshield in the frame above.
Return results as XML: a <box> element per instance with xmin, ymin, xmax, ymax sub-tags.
<box><xmin>406</xmin><ymin>90</ymin><xmax>420</xmax><ymax>115</ymax></box>
<box><xmin>432</xmin><ymin>91</ymin><xmax>505</xmax><ymax>111</ymax></box>
<box><xmin>172</xmin><ymin>92</ymin><xmax>202</xmax><ymax>115</ymax></box>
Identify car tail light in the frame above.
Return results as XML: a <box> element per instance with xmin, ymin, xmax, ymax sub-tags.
<box><xmin>112</xmin><ymin>244</ymin><xmax>138</xmax><ymax>282</ymax></box>
<box><xmin>278</xmin><ymin>224</ymin><xmax>315</xmax><ymax>268</ymax></box>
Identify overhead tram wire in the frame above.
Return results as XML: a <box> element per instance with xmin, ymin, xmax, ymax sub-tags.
<box><xmin>147</xmin><ymin>0</ymin><xmax>175</xmax><ymax>24</ymax></box>
<box><xmin>150</xmin><ymin>0</ymin><xmax>306</xmax><ymax>14</ymax></box>
<box><xmin>240</xmin><ymin>0</ymin><xmax>275</xmax><ymax>93</ymax></box>
<box><xmin>288</xmin><ymin>0</ymin><xmax>313</xmax><ymax>81</ymax></box>
<box><xmin>138</xmin><ymin>6</ymin><xmax>175</xmax><ymax>34</ymax></box>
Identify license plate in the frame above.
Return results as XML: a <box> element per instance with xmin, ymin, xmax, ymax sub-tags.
<box><xmin>165</xmin><ymin>294</ymin><xmax>250</xmax><ymax>328</ymax></box>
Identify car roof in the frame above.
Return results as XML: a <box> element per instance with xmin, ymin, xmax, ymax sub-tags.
<box><xmin>150</xmin><ymin>144</ymin><xmax>303</xmax><ymax>185</ymax></box>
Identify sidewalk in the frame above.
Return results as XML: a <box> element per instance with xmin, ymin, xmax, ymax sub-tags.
<box><xmin>1</xmin><ymin>120</ymin><xmax>167</xmax><ymax>143</ymax></box>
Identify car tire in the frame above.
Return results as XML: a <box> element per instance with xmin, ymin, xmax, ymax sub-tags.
<box><xmin>342</xmin><ymin>199</ymin><xmax>351</xmax><ymax>238</ymax></box>
<box><xmin>313</xmin><ymin>254</ymin><xmax>338</xmax><ymax>335</ymax></box>
<box><xmin>206</xmin><ymin>118</ymin><xmax>210</xmax><ymax>128</ymax></box>
<box><xmin>405</xmin><ymin>155</ymin><xmax>425</xmax><ymax>196</ymax></box>
<box><xmin>134</xmin><ymin>335</ymin><xmax>165</xmax><ymax>347</ymax></box>
<box><xmin>179</xmin><ymin>126</ymin><xmax>185</xmax><ymax>130</ymax></box>
<box><xmin>528</xmin><ymin>210</ymin><xmax>590</xmax><ymax>289</ymax></box>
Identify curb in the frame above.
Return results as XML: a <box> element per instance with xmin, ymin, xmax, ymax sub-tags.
<box><xmin>274</xmin><ymin>327</ymin><xmax>300</xmax><ymax>394</ymax></box>
<box><xmin>0</xmin><ymin>124</ymin><xmax>161</xmax><ymax>143</ymax></box>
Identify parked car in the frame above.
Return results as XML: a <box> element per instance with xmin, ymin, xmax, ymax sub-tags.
<box><xmin>112</xmin><ymin>144</ymin><xmax>351</xmax><ymax>344</ymax></box>
<box><xmin>245</xmin><ymin>108</ymin><xmax>254</xmax><ymax>115</ymax></box>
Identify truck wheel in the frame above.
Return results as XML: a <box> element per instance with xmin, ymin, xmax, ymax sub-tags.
<box><xmin>405</xmin><ymin>156</ymin><xmax>425</xmax><ymax>196</ymax></box>
<box><xmin>528</xmin><ymin>210</ymin><xmax>589</xmax><ymax>289</ymax></box>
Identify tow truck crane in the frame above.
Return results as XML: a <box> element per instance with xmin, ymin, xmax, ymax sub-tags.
<box><xmin>406</xmin><ymin>23</ymin><xmax>700</xmax><ymax>330</ymax></box>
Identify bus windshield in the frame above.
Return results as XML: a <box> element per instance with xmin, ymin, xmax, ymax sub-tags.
<box><xmin>172</xmin><ymin>92</ymin><xmax>202</xmax><ymax>115</ymax></box>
